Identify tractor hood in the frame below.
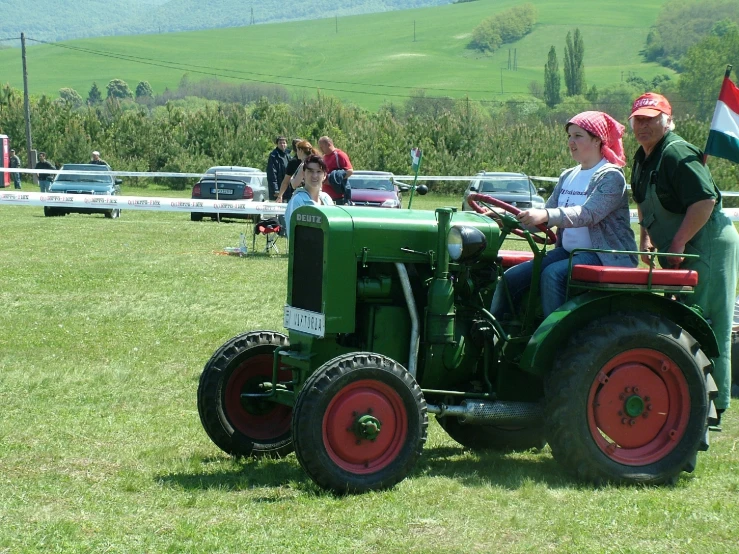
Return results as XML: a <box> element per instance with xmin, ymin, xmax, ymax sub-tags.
<box><xmin>291</xmin><ymin>205</ymin><xmax>501</xmax><ymax>264</ymax></box>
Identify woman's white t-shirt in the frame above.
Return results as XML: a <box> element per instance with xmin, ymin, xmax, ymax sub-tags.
<box><xmin>558</xmin><ymin>158</ymin><xmax>606</xmax><ymax>253</ymax></box>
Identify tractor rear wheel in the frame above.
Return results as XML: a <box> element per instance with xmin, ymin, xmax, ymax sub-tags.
<box><xmin>545</xmin><ymin>312</ymin><xmax>716</xmax><ymax>485</ymax></box>
<box><xmin>197</xmin><ymin>330</ymin><xmax>293</xmax><ymax>458</ymax></box>
<box><xmin>438</xmin><ymin>417</ymin><xmax>546</xmax><ymax>451</ymax></box>
<box><xmin>292</xmin><ymin>352</ymin><xmax>427</xmax><ymax>494</ymax></box>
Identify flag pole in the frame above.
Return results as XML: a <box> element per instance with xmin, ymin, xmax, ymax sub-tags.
<box><xmin>407</xmin><ymin>148</ymin><xmax>422</xmax><ymax>210</ymax></box>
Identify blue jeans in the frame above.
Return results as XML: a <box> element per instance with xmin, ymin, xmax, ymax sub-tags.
<box><xmin>39</xmin><ymin>179</ymin><xmax>51</xmax><ymax>192</ymax></box>
<box><xmin>491</xmin><ymin>247</ymin><xmax>602</xmax><ymax>319</ymax></box>
<box><xmin>12</xmin><ymin>173</ymin><xmax>21</xmax><ymax>189</ymax></box>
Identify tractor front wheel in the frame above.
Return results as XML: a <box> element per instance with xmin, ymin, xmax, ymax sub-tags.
<box><xmin>545</xmin><ymin>313</ymin><xmax>715</xmax><ymax>485</ymax></box>
<box><xmin>292</xmin><ymin>353</ymin><xmax>428</xmax><ymax>494</ymax></box>
<box><xmin>197</xmin><ymin>330</ymin><xmax>293</xmax><ymax>458</ymax></box>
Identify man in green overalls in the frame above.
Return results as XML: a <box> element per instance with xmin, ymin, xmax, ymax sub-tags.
<box><xmin>630</xmin><ymin>92</ymin><xmax>739</xmax><ymax>427</ymax></box>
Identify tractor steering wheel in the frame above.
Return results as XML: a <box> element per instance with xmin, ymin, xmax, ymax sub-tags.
<box><xmin>467</xmin><ymin>193</ymin><xmax>557</xmax><ymax>245</ymax></box>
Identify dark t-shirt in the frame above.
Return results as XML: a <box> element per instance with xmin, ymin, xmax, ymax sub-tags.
<box><xmin>282</xmin><ymin>157</ymin><xmax>301</xmax><ymax>201</ymax></box>
<box><xmin>35</xmin><ymin>160</ymin><xmax>56</xmax><ymax>180</ymax></box>
<box><xmin>631</xmin><ymin>132</ymin><xmax>719</xmax><ymax>214</ymax></box>
<box><xmin>286</xmin><ymin>157</ymin><xmax>301</xmax><ymax>176</ymax></box>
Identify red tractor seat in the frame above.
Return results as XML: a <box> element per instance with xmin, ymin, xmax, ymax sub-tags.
<box><xmin>571</xmin><ymin>265</ymin><xmax>698</xmax><ymax>288</ymax></box>
<box><xmin>498</xmin><ymin>250</ymin><xmax>535</xmax><ymax>268</ymax></box>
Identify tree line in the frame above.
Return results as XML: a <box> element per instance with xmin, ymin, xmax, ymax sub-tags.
<box><xmin>469</xmin><ymin>4</ymin><xmax>537</xmax><ymax>53</ymax></box>
<box><xmin>0</xmin><ymin>83</ymin><xmax>737</xmax><ymax>198</ymax></box>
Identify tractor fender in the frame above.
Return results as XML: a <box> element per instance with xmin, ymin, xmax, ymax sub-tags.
<box><xmin>519</xmin><ymin>291</ymin><xmax>719</xmax><ymax>377</ymax></box>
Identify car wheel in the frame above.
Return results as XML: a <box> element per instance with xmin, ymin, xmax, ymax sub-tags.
<box><xmin>191</xmin><ymin>212</ymin><xmax>203</xmax><ymax>222</ymax></box>
<box><xmin>104</xmin><ymin>209</ymin><xmax>120</xmax><ymax>219</ymax></box>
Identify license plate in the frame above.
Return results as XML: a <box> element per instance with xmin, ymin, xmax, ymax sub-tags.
<box><xmin>210</xmin><ymin>188</ymin><xmax>234</xmax><ymax>195</ymax></box>
<box><xmin>284</xmin><ymin>305</ymin><xmax>325</xmax><ymax>337</ymax></box>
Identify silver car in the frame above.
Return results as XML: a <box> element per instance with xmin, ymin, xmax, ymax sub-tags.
<box><xmin>461</xmin><ymin>172</ymin><xmax>546</xmax><ymax>212</ymax></box>
<box><xmin>191</xmin><ymin>166</ymin><xmax>268</xmax><ymax>221</ymax></box>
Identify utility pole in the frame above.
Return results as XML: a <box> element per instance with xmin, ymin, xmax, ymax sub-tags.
<box><xmin>21</xmin><ymin>33</ymin><xmax>33</xmax><ymax>172</ymax></box>
<box><xmin>413</xmin><ymin>20</ymin><xmax>416</xmax><ymax>42</ymax></box>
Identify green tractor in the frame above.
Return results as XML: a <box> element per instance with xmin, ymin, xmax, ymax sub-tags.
<box><xmin>197</xmin><ymin>194</ymin><xmax>719</xmax><ymax>493</ymax></box>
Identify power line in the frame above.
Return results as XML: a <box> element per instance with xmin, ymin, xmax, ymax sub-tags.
<box><xmin>27</xmin><ymin>37</ymin><xmax>519</xmax><ymax>95</ymax></box>
<box><xmin>21</xmin><ymin>36</ymin><xmax>715</xmax><ymax>108</ymax></box>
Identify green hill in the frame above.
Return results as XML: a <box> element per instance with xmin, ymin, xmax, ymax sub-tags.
<box><xmin>0</xmin><ymin>0</ymin><xmax>673</xmax><ymax>111</ymax></box>
<box><xmin>0</xmin><ymin>0</ymin><xmax>451</xmax><ymax>43</ymax></box>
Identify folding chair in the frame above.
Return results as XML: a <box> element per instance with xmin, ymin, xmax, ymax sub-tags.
<box><xmin>252</xmin><ymin>216</ymin><xmax>286</xmax><ymax>254</ymax></box>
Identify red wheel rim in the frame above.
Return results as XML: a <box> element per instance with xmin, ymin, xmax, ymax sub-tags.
<box><xmin>224</xmin><ymin>353</ymin><xmax>292</xmax><ymax>440</ymax></box>
<box><xmin>587</xmin><ymin>348</ymin><xmax>690</xmax><ymax>466</ymax></box>
<box><xmin>322</xmin><ymin>379</ymin><xmax>408</xmax><ymax>474</ymax></box>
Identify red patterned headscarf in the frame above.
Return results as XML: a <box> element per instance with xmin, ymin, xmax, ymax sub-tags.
<box><xmin>567</xmin><ymin>111</ymin><xmax>626</xmax><ymax>167</ymax></box>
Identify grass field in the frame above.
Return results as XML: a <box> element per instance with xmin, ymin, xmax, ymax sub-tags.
<box><xmin>1</xmin><ymin>188</ymin><xmax>738</xmax><ymax>553</ymax></box>
<box><xmin>0</xmin><ymin>0</ymin><xmax>673</xmax><ymax>110</ymax></box>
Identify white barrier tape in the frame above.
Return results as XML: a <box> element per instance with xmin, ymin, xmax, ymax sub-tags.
<box><xmin>3</xmin><ymin>168</ymin><xmax>739</xmax><ymax>197</ymax></box>
<box><xmin>0</xmin><ymin>191</ymin><xmax>286</xmax><ymax>215</ymax></box>
<box><xmin>0</xmin><ymin>168</ymin><xmax>265</xmax><ymax>178</ymax></box>
<box><xmin>4</xmin><ymin>191</ymin><xmax>739</xmax><ymax>221</ymax></box>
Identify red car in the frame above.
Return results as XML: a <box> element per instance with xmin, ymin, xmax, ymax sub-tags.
<box><xmin>344</xmin><ymin>171</ymin><xmax>406</xmax><ymax>209</ymax></box>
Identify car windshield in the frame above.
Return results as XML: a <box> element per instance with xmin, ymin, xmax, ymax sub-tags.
<box><xmin>348</xmin><ymin>177</ymin><xmax>394</xmax><ymax>191</ymax></box>
<box><xmin>56</xmin><ymin>173</ymin><xmax>112</xmax><ymax>183</ymax></box>
<box><xmin>477</xmin><ymin>178</ymin><xmax>533</xmax><ymax>194</ymax></box>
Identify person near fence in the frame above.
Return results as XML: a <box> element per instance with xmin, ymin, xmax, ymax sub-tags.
<box><xmin>284</xmin><ymin>154</ymin><xmax>334</xmax><ymax>238</ymax></box>
<box><xmin>318</xmin><ymin>136</ymin><xmax>353</xmax><ymax>204</ymax></box>
<box><xmin>276</xmin><ymin>139</ymin><xmax>318</xmax><ymax>203</ymax></box>
<box><xmin>35</xmin><ymin>152</ymin><xmax>56</xmax><ymax>192</ymax></box>
<box><xmin>9</xmin><ymin>149</ymin><xmax>21</xmax><ymax>189</ymax></box>
<box><xmin>266</xmin><ymin>136</ymin><xmax>289</xmax><ymax>201</ymax></box>
<box><xmin>275</xmin><ymin>139</ymin><xmax>301</xmax><ymax>203</ymax></box>
<box><xmin>490</xmin><ymin>110</ymin><xmax>637</xmax><ymax>319</ymax></box>
<box><xmin>89</xmin><ymin>151</ymin><xmax>108</xmax><ymax>166</ymax></box>
<box><xmin>629</xmin><ymin>92</ymin><xmax>739</xmax><ymax>425</ymax></box>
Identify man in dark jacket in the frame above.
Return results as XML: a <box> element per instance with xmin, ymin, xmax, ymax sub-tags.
<box><xmin>9</xmin><ymin>149</ymin><xmax>21</xmax><ymax>189</ymax></box>
<box><xmin>35</xmin><ymin>152</ymin><xmax>56</xmax><ymax>192</ymax></box>
<box><xmin>90</xmin><ymin>151</ymin><xmax>108</xmax><ymax>166</ymax></box>
<box><xmin>266</xmin><ymin>136</ymin><xmax>289</xmax><ymax>201</ymax></box>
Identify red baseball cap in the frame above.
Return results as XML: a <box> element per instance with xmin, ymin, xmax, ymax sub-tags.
<box><xmin>629</xmin><ymin>92</ymin><xmax>672</xmax><ymax>119</ymax></box>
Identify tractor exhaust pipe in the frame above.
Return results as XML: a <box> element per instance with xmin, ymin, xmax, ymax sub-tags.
<box><xmin>427</xmin><ymin>400</ymin><xmax>543</xmax><ymax>426</ymax></box>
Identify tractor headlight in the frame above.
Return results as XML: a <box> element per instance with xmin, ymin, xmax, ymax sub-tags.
<box><xmin>447</xmin><ymin>225</ymin><xmax>487</xmax><ymax>262</ymax></box>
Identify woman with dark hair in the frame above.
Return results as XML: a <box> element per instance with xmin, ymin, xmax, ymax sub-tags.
<box><xmin>491</xmin><ymin>111</ymin><xmax>637</xmax><ymax>318</ymax></box>
<box><xmin>276</xmin><ymin>140</ymin><xmax>318</xmax><ymax>203</ymax></box>
<box><xmin>284</xmin><ymin>154</ymin><xmax>334</xmax><ymax>237</ymax></box>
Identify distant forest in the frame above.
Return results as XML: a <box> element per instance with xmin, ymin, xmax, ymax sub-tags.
<box><xmin>0</xmin><ymin>0</ymin><xmax>452</xmax><ymax>43</ymax></box>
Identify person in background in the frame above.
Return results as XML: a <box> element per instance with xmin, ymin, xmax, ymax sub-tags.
<box><xmin>276</xmin><ymin>138</ymin><xmax>302</xmax><ymax>203</ymax></box>
<box><xmin>284</xmin><ymin>154</ymin><xmax>334</xmax><ymax>238</ymax></box>
<box><xmin>276</xmin><ymin>140</ymin><xmax>318</xmax><ymax>203</ymax></box>
<box><xmin>9</xmin><ymin>149</ymin><xmax>21</xmax><ymax>189</ymax></box>
<box><xmin>90</xmin><ymin>151</ymin><xmax>108</xmax><ymax>165</ymax></box>
<box><xmin>490</xmin><ymin>110</ymin><xmax>637</xmax><ymax>319</ymax></box>
<box><xmin>266</xmin><ymin>136</ymin><xmax>289</xmax><ymax>201</ymax></box>
<box><xmin>318</xmin><ymin>136</ymin><xmax>353</xmax><ymax>204</ymax></box>
<box><xmin>35</xmin><ymin>152</ymin><xmax>56</xmax><ymax>192</ymax></box>
<box><xmin>629</xmin><ymin>92</ymin><xmax>739</xmax><ymax>427</ymax></box>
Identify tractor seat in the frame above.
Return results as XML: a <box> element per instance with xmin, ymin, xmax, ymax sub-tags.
<box><xmin>570</xmin><ymin>265</ymin><xmax>698</xmax><ymax>291</ymax></box>
<box><xmin>497</xmin><ymin>250</ymin><xmax>535</xmax><ymax>268</ymax></box>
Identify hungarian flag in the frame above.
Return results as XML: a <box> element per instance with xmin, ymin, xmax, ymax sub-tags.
<box><xmin>705</xmin><ymin>75</ymin><xmax>739</xmax><ymax>164</ymax></box>
<box><xmin>410</xmin><ymin>147</ymin><xmax>422</xmax><ymax>171</ymax></box>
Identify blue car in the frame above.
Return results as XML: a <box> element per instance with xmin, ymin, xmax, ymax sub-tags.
<box><xmin>45</xmin><ymin>164</ymin><xmax>122</xmax><ymax>218</ymax></box>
